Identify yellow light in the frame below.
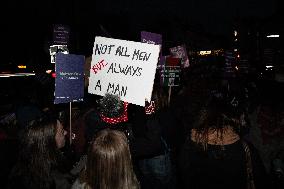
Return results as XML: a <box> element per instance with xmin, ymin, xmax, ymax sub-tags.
<box><xmin>199</xmin><ymin>50</ymin><xmax>212</xmax><ymax>55</ymax></box>
<box><xmin>18</xmin><ymin>65</ymin><xmax>26</xmax><ymax>69</ymax></box>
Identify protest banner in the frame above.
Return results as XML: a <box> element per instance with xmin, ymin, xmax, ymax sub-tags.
<box><xmin>54</xmin><ymin>53</ymin><xmax>85</xmax><ymax>104</ymax></box>
<box><xmin>88</xmin><ymin>36</ymin><xmax>160</xmax><ymax>106</ymax></box>
<box><xmin>160</xmin><ymin>56</ymin><xmax>181</xmax><ymax>87</ymax></box>
<box><xmin>49</xmin><ymin>45</ymin><xmax>69</xmax><ymax>63</ymax></box>
<box><xmin>141</xmin><ymin>31</ymin><xmax>162</xmax><ymax>46</ymax></box>
<box><xmin>169</xmin><ymin>45</ymin><xmax>190</xmax><ymax>68</ymax></box>
<box><xmin>53</xmin><ymin>24</ymin><xmax>70</xmax><ymax>45</ymax></box>
<box><xmin>141</xmin><ymin>31</ymin><xmax>163</xmax><ymax>68</ymax></box>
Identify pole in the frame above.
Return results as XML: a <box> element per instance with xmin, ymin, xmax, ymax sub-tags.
<box><xmin>168</xmin><ymin>86</ymin><xmax>172</xmax><ymax>104</ymax></box>
<box><xmin>69</xmin><ymin>102</ymin><xmax>72</xmax><ymax>145</ymax></box>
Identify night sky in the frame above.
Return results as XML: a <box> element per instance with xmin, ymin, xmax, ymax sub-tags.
<box><xmin>2</xmin><ymin>0</ymin><xmax>279</xmax><ymax>66</ymax></box>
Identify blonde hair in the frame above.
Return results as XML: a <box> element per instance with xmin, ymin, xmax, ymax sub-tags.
<box><xmin>80</xmin><ymin>129</ymin><xmax>139</xmax><ymax>189</ymax></box>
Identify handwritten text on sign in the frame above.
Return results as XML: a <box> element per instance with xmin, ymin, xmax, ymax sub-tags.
<box><xmin>88</xmin><ymin>37</ymin><xmax>160</xmax><ymax>106</ymax></box>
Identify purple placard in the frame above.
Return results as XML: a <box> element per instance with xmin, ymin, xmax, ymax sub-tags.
<box><xmin>53</xmin><ymin>24</ymin><xmax>70</xmax><ymax>45</ymax></box>
<box><xmin>169</xmin><ymin>45</ymin><xmax>190</xmax><ymax>68</ymax></box>
<box><xmin>141</xmin><ymin>31</ymin><xmax>162</xmax><ymax>46</ymax></box>
<box><xmin>54</xmin><ymin>53</ymin><xmax>85</xmax><ymax>104</ymax></box>
<box><xmin>141</xmin><ymin>31</ymin><xmax>163</xmax><ymax>67</ymax></box>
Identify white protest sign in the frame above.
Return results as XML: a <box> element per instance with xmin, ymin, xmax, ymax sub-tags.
<box><xmin>88</xmin><ymin>36</ymin><xmax>160</xmax><ymax>106</ymax></box>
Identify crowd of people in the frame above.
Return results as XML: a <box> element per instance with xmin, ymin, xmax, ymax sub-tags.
<box><xmin>0</xmin><ymin>63</ymin><xmax>284</xmax><ymax>189</ymax></box>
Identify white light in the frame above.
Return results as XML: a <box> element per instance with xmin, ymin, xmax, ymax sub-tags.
<box><xmin>0</xmin><ymin>75</ymin><xmax>11</xmax><ymax>77</ymax></box>
<box><xmin>0</xmin><ymin>73</ymin><xmax>36</xmax><ymax>77</ymax></box>
<box><xmin>266</xmin><ymin>65</ymin><xmax>274</xmax><ymax>68</ymax></box>
<box><xmin>46</xmin><ymin>70</ymin><xmax>53</xmax><ymax>74</ymax></box>
<box><xmin>267</xmin><ymin>34</ymin><xmax>280</xmax><ymax>38</ymax></box>
<box><xmin>14</xmin><ymin>73</ymin><xmax>36</xmax><ymax>77</ymax></box>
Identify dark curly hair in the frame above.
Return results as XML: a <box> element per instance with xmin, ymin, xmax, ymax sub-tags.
<box><xmin>98</xmin><ymin>93</ymin><xmax>124</xmax><ymax>118</ymax></box>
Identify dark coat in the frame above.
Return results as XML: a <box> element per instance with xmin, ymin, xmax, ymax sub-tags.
<box><xmin>179</xmin><ymin>139</ymin><xmax>271</xmax><ymax>189</ymax></box>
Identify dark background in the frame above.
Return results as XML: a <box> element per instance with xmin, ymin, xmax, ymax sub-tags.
<box><xmin>1</xmin><ymin>0</ymin><xmax>280</xmax><ymax>66</ymax></box>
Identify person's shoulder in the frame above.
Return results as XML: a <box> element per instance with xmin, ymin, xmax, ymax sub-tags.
<box><xmin>71</xmin><ymin>178</ymin><xmax>90</xmax><ymax>189</ymax></box>
<box><xmin>51</xmin><ymin>168</ymin><xmax>73</xmax><ymax>189</ymax></box>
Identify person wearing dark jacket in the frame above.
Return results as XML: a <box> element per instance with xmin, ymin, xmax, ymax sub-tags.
<box><xmin>128</xmin><ymin>87</ymin><xmax>176</xmax><ymax>189</ymax></box>
<box><xmin>7</xmin><ymin>114</ymin><xmax>73</xmax><ymax>189</ymax></box>
<box><xmin>73</xmin><ymin>92</ymin><xmax>176</xmax><ymax>188</ymax></box>
<box><xmin>179</xmin><ymin>93</ymin><xmax>271</xmax><ymax>189</ymax></box>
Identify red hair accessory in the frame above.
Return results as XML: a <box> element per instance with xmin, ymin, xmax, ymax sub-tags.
<box><xmin>100</xmin><ymin>102</ymin><xmax>128</xmax><ymax>124</ymax></box>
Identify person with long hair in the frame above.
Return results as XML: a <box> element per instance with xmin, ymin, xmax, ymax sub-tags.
<box><xmin>72</xmin><ymin>129</ymin><xmax>139</xmax><ymax>189</ymax></box>
<box><xmin>179</xmin><ymin>90</ymin><xmax>270</xmax><ymax>189</ymax></box>
<box><xmin>70</xmin><ymin>93</ymin><xmax>133</xmax><ymax>178</ymax></box>
<box><xmin>7</xmin><ymin>114</ymin><xmax>71</xmax><ymax>189</ymax></box>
